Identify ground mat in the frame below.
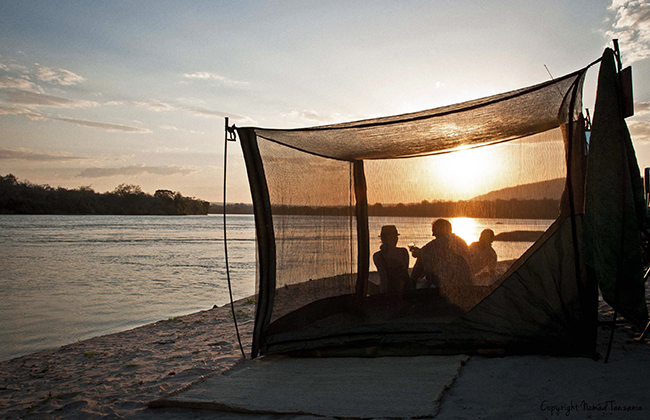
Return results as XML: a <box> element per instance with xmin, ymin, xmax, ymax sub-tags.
<box><xmin>149</xmin><ymin>355</ymin><xmax>469</xmax><ymax>418</ymax></box>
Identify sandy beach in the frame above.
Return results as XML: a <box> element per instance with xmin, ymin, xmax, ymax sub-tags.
<box><xmin>1</xmin><ymin>290</ymin><xmax>649</xmax><ymax>420</ymax></box>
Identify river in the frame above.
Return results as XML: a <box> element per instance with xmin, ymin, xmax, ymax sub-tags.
<box><xmin>0</xmin><ymin>214</ymin><xmax>551</xmax><ymax>361</ymax></box>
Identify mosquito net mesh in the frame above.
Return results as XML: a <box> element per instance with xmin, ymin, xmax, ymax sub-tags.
<box><xmin>238</xmin><ymin>66</ymin><xmax>594</xmax><ymax>357</ymax></box>
<box><xmin>256</xmin><ymin>139</ymin><xmax>357</xmax><ymax>322</ymax></box>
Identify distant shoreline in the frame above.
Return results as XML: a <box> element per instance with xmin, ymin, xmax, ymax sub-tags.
<box><xmin>1</xmin><ymin>174</ymin><xmax>210</xmax><ymax>216</ymax></box>
<box><xmin>209</xmin><ymin>199</ymin><xmax>562</xmax><ymax>220</ymax></box>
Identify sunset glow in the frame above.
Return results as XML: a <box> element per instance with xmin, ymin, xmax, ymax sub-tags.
<box><xmin>0</xmin><ymin>1</ymin><xmax>648</xmax><ymax>203</ymax></box>
<box><xmin>428</xmin><ymin>146</ymin><xmax>498</xmax><ymax>199</ymax></box>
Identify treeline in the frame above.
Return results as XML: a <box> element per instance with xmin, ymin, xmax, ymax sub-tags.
<box><xmin>208</xmin><ymin>202</ymin><xmax>254</xmax><ymax>214</ymax></box>
<box><xmin>211</xmin><ymin>199</ymin><xmax>561</xmax><ymax>219</ymax></box>
<box><xmin>368</xmin><ymin>199</ymin><xmax>560</xmax><ymax>219</ymax></box>
<box><xmin>0</xmin><ymin>174</ymin><xmax>210</xmax><ymax>215</ymax></box>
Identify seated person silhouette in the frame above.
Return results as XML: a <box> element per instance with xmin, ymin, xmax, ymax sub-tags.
<box><xmin>372</xmin><ymin>225</ymin><xmax>411</xmax><ymax>293</ymax></box>
<box><xmin>469</xmin><ymin>229</ymin><xmax>498</xmax><ymax>281</ymax></box>
<box><xmin>410</xmin><ymin>219</ymin><xmax>472</xmax><ymax>288</ymax></box>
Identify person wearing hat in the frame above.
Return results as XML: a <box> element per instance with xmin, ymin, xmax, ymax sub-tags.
<box><xmin>373</xmin><ymin>225</ymin><xmax>411</xmax><ymax>293</ymax></box>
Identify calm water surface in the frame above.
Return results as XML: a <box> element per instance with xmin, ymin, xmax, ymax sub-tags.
<box><xmin>0</xmin><ymin>214</ymin><xmax>256</xmax><ymax>362</ymax></box>
<box><xmin>0</xmin><ymin>214</ymin><xmax>551</xmax><ymax>361</ymax></box>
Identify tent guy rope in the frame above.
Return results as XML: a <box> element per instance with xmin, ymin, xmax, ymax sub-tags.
<box><xmin>223</xmin><ymin>116</ymin><xmax>246</xmax><ymax>359</ymax></box>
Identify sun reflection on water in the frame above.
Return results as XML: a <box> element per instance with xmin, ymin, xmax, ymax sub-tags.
<box><xmin>449</xmin><ymin>217</ymin><xmax>480</xmax><ymax>245</ymax></box>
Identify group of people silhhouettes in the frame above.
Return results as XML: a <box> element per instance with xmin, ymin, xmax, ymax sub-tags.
<box><xmin>372</xmin><ymin>219</ymin><xmax>497</xmax><ymax>293</ymax></box>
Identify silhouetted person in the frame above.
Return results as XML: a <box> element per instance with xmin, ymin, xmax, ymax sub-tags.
<box><xmin>373</xmin><ymin>225</ymin><xmax>410</xmax><ymax>293</ymax></box>
<box><xmin>469</xmin><ymin>229</ymin><xmax>497</xmax><ymax>281</ymax></box>
<box><xmin>410</xmin><ymin>219</ymin><xmax>472</xmax><ymax>287</ymax></box>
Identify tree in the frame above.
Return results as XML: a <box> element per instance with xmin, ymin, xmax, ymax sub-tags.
<box><xmin>112</xmin><ymin>184</ymin><xmax>143</xmax><ymax>196</ymax></box>
<box><xmin>154</xmin><ymin>189</ymin><xmax>175</xmax><ymax>200</ymax></box>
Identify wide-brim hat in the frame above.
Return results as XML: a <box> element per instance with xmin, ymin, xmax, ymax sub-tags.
<box><xmin>379</xmin><ymin>225</ymin><xmax>399</xmax><ymax>237</ymax></box>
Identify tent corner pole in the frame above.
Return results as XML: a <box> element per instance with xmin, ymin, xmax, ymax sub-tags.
<box><xmin>238</xmin><ymin>128</ymin><xmax>276</xmax><ymax>358</ymax></box>
<box><xmin>353</xmin><ymin>160</ymin><xmax>370</xmax><ymax>296</ymax></box>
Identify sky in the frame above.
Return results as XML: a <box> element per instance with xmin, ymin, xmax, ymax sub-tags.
<box><xmin>1</xmin><ymin>0</ymin><xmax>650</xmax><ymax>203</ymax></box>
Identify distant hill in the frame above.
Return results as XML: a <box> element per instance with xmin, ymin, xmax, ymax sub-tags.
<box><xmin>471</xmin><ymin>178</ymin><xmax>565</xmax><ymax>201</ymax></box>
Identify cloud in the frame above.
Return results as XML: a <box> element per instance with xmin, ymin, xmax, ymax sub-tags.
<box><xmin>0</xmin><ymin>105</ymin><xmax>37</xmax><ymax>116</ymax></box>
<box><xmin>635</xmin><ymin>101</ymin><xmax>650</xmax><ymax>114</ymax></box>
<box><xmin>183</xmin><ymin>107</ymin><xmax>231</xmax><ymax>118</ymax></box>
<box><xmin>155</xmin><ymin>146</ymin><xmax>189</xmax><ymax>153</ymax></box>
<box><xmin>133</xmin><ymin>100</ymin><xmax>176</xmax><ymax>112</ymax></box>
<box><xmin>132</xmin><ymin>98</ymin><xmax>251</xmax><ymax>122</ymax></box>
<box><xmin>34</xmin><ymin>64</ymin><xmax>85</xmax><ymax>86</ymax></box>
<box><xmin>183</xmin><ymin>107</ymin><xmax>254</xmax><ymax>124</ymax></box>
<box><xmin>78</xmin><ymin>164</ymin><xmax>195</xmax><ymax>178</ymax></box>
<box><xmin>48</xmin><ymin>116</ymin><xmax>152</xmax><ymax>133</ymax></box>
<box><xmin>0</xmin><ymin>147</ymin><xmax>89</xmax><ymax>161</ymax></box>
<box><xmin>159</xmin><ymin>125</ymin><xmax>178</xmax><ymax>131</ymax></box>
<box><xmin>0</xmin><ymin>76</ymin><xmax>39</xmax><ymax>91</ymax></box>
<box><xmin>0</xmin><ymin>89</ymin><xmax>99</xmax><ymax>108</ymax></box>
<box><xmin>628</xmin><ymin>102</ymin><xmax>650</xmax><ymax>144</ymax></box>
<box><xmin>628</xmin><ymin>119</ymin><xmax>650</xmax><ymax>143</ymax></box>
<box><xmin>183</xmin><ymin>72</ymin><xmax>248</xmax><ymax>86</ymax></box>
<box><xmin>283</xmin><ymin>109</ymin><xmax>351</xmax><ymax>124</ymax></box>
<box><xmin>0</xmin><ymin>104</ymin><xmax>150</xmax><ymax>133</ymax></box>
<box><xmin>606</xmin><ymin>0</ymin><xmax>650</xmax><ymax>63</ymax></box>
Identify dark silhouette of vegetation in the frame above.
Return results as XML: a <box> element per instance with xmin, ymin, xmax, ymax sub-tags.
<box><xmin>210</xmin><ymin>199</ymin><xmax>561</xmax><ymax>219</ymax></box>
<box><xmin>367</xmin><ymin>199</ymin><xmax>560</xmax><ymax>219</ymax></box>
<box><xmin>0</xmin><ymin>174</ymin><xmax>210</xmax><ymax>215</ymax></box>
<box><xmin>208</xmin><ymin>202</ymin><xmax>254</xmax><ymax>214</ymax></box>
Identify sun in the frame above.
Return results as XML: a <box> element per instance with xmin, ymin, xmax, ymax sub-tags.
<box><xmin>427</xmin><ymin>146</ymin><xmax>497</xmax><ymax>200</ymax></box>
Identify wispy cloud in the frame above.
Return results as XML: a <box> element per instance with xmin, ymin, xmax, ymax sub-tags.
<box><xmin>606</xmin><ymin>0</ymin><xmax>650</xmax><ymax>63</ymax></box>
<box><xmin>183</xmin><ymin>72</ymin><xmax>248</xmax><ymax>86</ymax></box>
<box><xmin>133</xmin><ymin>100</ymin><xmax>176</xmax><ymax>112</ymax></box>
<box><xmin>183</xmin><ymin>107</ymin><xmax>231</xmax><ymax>118</ymax></box>
<box><xmin>159</xmin><ymin>125</ymin><xmax>179</xmax><ymax>131</ymax></box>
<box><xmin>628</xmin><ymin>119</ymin><xmax>650</xmax><ymax>142</ymax></box>
<box><xmin>0</xmin><ymin>76</ymin><xmax>40</xmax><ymax>91</ymax></box>
<box><xmin>0</xmin><ymin>105</ymin><xmax>35</xmax><ymax>115</ymax></box>
<box><xmin>0</xmin><ymin>147</ymin><xmax>89</xmax><ymax>161</ymax></box>
<box><xmin>34</xmin><ymin>64</ymin><xmax>85</xmax><ymax>86</ymax></box>
<box><xmin>78</xmin><ymin>164</ymin><xmax>195</xmax><ymax>178</ymax></box>
<box><xmin>48</xmin><ymin>116</ymin><xmax>152</xmax><ymax>133</ymax></box>
<box><xmin>132</xmin><ymin>98</ymin><xmax>250</xmax><ymax>121</ymax></box>
<box><xmin>628</xmin><ymin>101</ymin><xmax>650</xmax><ymax>142</ymax></box>
<box><xmin>0</xmin><ymin>104</ymin><xmax>150</xmax><ymax>133</ymax></box>
<box><xmin>634</xmin><ymin>100</ymin><xmax>650</xmax><ymax>114</ymax></box>
<box><xmin>283</xmin><ymin>109</ymin><xmax>355</xmax><ymax>124</ymax></box>
<box><xmin>155</xmin><ymin>146</ymin><xmax>189</xmax><ymax>153</ymax></box>
<box><xmin>0</xmin><ymin>89</ymin><xmax>99</xmax><ymax>108</ymax></box>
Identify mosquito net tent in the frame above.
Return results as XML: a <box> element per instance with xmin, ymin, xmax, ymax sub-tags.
<box><xmin>236</xmin><ymin>48</ymin><xmax>647</xmax><ymax>358</ymax></box>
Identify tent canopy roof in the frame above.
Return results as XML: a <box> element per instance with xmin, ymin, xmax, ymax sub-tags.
<box><xmin>244</xmin><ymin>69</ymin><xmax>585</xmax><ymax>161</ymax></box>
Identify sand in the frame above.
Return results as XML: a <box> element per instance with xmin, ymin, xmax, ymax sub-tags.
<box><xmin>0</xmin><ymin>297</ymin><xmax>256</xmax><ymax>419</ymax></box>
<box><xmin>1</xmin><ymin>293</ymin><xmax>649</xmax><ymax>419</ymax></box>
